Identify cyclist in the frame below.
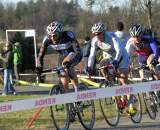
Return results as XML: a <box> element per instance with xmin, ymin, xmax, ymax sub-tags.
<box><xmin>36</xmin><ymin>21</ymin><xmax>82</xmax><ymax>92</ymax></box>
<box><xmin>126</xmin><ymin>24</ymin><xmax>160</xmax><ymax>81</ymax></box>
<box><xmin>87</xmin><ymin>22</ymin><xmax>130</xmax><ymax>85</ymax></box>
<box><xmin>87</xmin><ymin>22</ymin><xmax>136</xmax><ymax>114</ymax></box>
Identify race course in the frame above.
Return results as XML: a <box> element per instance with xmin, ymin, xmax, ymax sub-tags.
<box><xmin>1</xmin><ymin>85</ymin><xmax>160</xmax><ymax>130</ymax></box>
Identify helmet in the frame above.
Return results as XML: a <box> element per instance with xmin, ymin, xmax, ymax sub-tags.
<box><xmin>46</xmin><ymin>21</ymin><xmax>63</xmax><ymax>35</ymax></box>
<box><xmin>129</xmin><ymin>24</ymin><xmax>144</xmax><ymax>37</ymax></box>
<box><xmin>91</xmin><ymin>22</ymin><xmax>106</xmax><ymax>34</ymax></box>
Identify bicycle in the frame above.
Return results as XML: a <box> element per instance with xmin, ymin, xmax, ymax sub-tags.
<box><xmin>133</xmin><ymin>64</ymin><xmax>160</xmax><ymax>120</ymax></box>
<box><xmin>40</xmin><ymin>66</ymin><xmax>95</xmax><ymax>130</ymax></box>
<box><xmin>98</xmin><ymin>64</ymin><xmax>142</xmax><ymax>126</ymax></box>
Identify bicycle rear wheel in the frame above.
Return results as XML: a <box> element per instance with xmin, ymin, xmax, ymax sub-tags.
<box><xmin>130</xmin><ymin>94</ymin><xmax>142</xmax><ymax>123</ymax></box>
<box><xmin>143</xmin><ymin>92</ymin><xmax>156</xmax><ymax>120</ymax></box>
<box><xmin>76</xmin><ymin>83</ymin><xmax>95</xmax><ymax>130</ymax></box>
<box><xmin>50</xmin><ymin>85</ymin><xmax>70</xmax><ymax>130</ymax></box>
<box><xmin>99</xmin><ymin>81</ymin><xmax>120</xmax><ymax>126</ymax></box>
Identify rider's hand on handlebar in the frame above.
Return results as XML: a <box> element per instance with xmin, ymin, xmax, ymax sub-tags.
<box><xmin>63</xmin><ymin>61</ymin><xmax>71</xmax><ymax>69</ymax></box>
<box><xmin>35</xmin><ymin>64</ymin><xmax>43</xmax><ymax>74</ymax></box>
<box><xmin>112</xmin><ymin>60</ymin><xmax>119</xmax><ymax>69</ymax></box>
<box><xmin>151</xmin><ymin>57</ymin><xmax>159</xmax><ymax>66</ymax></box>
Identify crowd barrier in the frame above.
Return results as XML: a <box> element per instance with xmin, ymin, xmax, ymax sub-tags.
<box><xmin>1</xmin><ymin>78</ymin><xmax>160</xmax><ymax>114</ymax></box>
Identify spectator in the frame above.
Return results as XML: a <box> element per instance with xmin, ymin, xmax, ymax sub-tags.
<box><xmin>115</xmin><ymin>21</ymin><xmax>128</xmax><ymax>47</ymax></box>
<box><xmin>13</xmin><ymin>42</ymin><xmax>22</xmax><ymax>80</ymax></box>
<box><xmin>82</xmin><ymin>36</ymin><xmax>91</xmax><ymax>74</ymax></box>
<box><xmin>82</xmin><ymin>36</ymin><xmax>91</xmax><ymax>57</ymax></box>
<box><xmin>0</xmin><ymin>41</ymin><xmax>16</xmax><ymax>96</ymax></box>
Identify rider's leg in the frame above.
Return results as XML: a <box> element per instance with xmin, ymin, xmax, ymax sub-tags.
<box><xmin>139</xmin><ymin>69</ymin><xmax>145</xmax><ymax>80</ymax></box>
<box><xmin>138</xmin><ymin>55</ymin><xmax>147</xmax><ymax>81</ymax></box>
<box><xmin>69</xmin><ymin>67</ymin><xmax>78</xmax><ymax>92</ymax></box>
<box><xmin>100</xmin><ymin>58</ymin><xmax>112</xmax><ymax>81</ymax></box>
<box><xmin>60</xmin><ymin>72</ymin><xmax>69</xmax><ymax>91</ymax></box>
<box><xmin>62</xmin><ymin>52</ymin><xmax>80</xmax><ymax>92</ymax></box>
<box><xmin>117</xmin><ymin>68</ymin><xmax>129</xmax><ymax>86</ymax></box>
<box><xmin>117</xmin><ymin>68</ymin><xmax>130</xmax><ymax>106</ymax></box>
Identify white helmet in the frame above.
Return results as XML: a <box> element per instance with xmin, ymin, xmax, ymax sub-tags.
<box><xmin>91</xmin><ymin>22</ymin><xmax>106</xmax><ymax>34</ymax></box>
<box><xmin>46</xmin><ymin>21</ymin><xmax>63</xmax><ymax>35</ymax></box>
<box><xmin>129</xmin><ymin>24</ymin><xmax>144</xmax><ymax>37</ymax></box>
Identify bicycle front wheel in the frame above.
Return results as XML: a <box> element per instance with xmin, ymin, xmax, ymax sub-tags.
<box><xmin>143</xmin><ymin>92</ymin><xmax>156</xmax><ymax>120</ymax></box>
<box><xmin>76</xmin><ymin>83</ymin><xmax>95</xmax><ymax>130</ymax></box>
<box><xmin>99</xmin><ymin>81</ymin><xmax>120</xmax><ymax>127</ymax></box>
<box><xmin>130</xmin><ymin>93</ymin><xmax>142</xmax><ymax>123</ymax></box>
<box><xmin>50</xmin><ymin>85</ymin><xmax>70</xmax><ymax>130</ymax></box>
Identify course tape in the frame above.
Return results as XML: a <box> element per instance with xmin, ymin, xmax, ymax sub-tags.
<box><xmin>14</xmin><ymin>80</ymin><xmax>54</xmax><ymax>87</ymax></box>
<box><xmin>1</xmin><ymin>80</ymin><xmax>160</xmax><ymax>114</ymax></box>
<box><xmin>14</xmin><ymin>74</ymin><xmax>150</xmax><ymax>87</ymax></box>
<box><xmin>79</xmin><ymin>78</ymin><xmax>100</xmax><ymax>87</ymax></box>
<box><xmin>77</xmin><ymin>74</ymin><xmax>152</xmax><ymax>81</ymax></box>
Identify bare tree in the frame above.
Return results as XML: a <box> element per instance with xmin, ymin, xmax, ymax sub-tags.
<box><xmin>85</xmin><ymin>0</ymin><xmax>95</xmax><ymax>11</ymax></box>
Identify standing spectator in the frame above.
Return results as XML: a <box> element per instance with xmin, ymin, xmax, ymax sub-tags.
<box><xmin>82</xmin><ymin>36</ymin><xmax>91</xmax><ymax>74</ymax></box>
<box><xmin>115</xmin><ymin>21</ymin><xmax>128</xmax><ymax>47</ymax></box>
<box><xmin>13</xmin><ymin>42</ymin><xmax>22</xmax><ymax>80</ymax></box>
<box><xmin>0</xmin><ymin>41</ymin><xmax>16</xmax><ymax>96</ymax></box>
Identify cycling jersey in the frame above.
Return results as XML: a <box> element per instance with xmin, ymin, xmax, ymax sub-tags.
<box><xmin>38</xmin><ymin>31</ymin><xmax>82</xmax><ymax>66</ymax></box>
<box><xmin>126</xmin><ymin>34</ymin><xmax>159</xmax><ymax>59</ymax></box>
<box><xmin>88</xmin><ymin>32</ymin><xmax>130</xmax><ymax>69</ymax></box>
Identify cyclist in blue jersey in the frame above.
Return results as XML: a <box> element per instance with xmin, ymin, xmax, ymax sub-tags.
<box><xmin>87</xmin><ymin>22</ymin><xmax>130</xmax><ymax>85</ymax></box>
<box><xmin>36</xmin><ymin>21</ymin><xmax>82</xmax><ymax>92</ymax></box>
<box><xmin>126</xmin><ymin>24</ymin><xmax>160</xmax><ymax>81</ymax></box>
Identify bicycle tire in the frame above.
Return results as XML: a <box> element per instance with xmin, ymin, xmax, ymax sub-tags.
<box><xmin>76</xmin><ymin>83</ymin><xmax>95</xmax><ymax>130</ymax></box>
<box><xmin>130</xmin><ymin>93</ymin><xmax>142</xmax><ymax>123</ymax></box>
<box><xmin>143</xmin><ymin>92</ymin><xmax>156</xmax><ymax>120</ymax></box>
<box><xmin>99</xmin><ymin>81</ymin><xmax>120</xmax><ymax>127</ymax></box>
<box><xmin>50</xmin><ymin>85</ymin><xmax>70</xmax><ymax>130</ymax></box>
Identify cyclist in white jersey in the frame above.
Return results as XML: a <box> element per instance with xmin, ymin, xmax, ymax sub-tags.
<box><xmin>87</xmin><ymin>22</ymin><xmax>130</xmax><ymax>85</ymax></box>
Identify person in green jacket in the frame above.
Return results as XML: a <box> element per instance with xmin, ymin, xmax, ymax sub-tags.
<box><xmin>13</xmin><ymin>42</ymin><xmax>22</xmax><ymax>80</ymax></box>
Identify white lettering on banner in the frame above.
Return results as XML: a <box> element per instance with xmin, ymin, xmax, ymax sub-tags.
<box><xmin>116</xmin><ymin>87</ymin><xmax>133</xmax><ymax>95</ymax></box>
<box><xmin>77</xmin><ymin>92</ymin><xmax>96</xmax><ymax>100</ymax></box>
<box><xmin>35</xmin><ymin>98</ymin><xmax>56</xmax><ymax>107</ymax></box>
<box><xmin>0</xmin><ymin>104</ymin><xmax>12</xmax><ymax>113</ymax></box>
<box><xmin>151</xmin><ymin>83</ymin><xmax>160</xmax><ymax>90</ymax></box>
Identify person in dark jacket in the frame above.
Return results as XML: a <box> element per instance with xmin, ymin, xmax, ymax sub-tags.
<box><xmin>0</xmin><ymin>41</ymin><xmax>16</xmax><ymax>96</ymax></box>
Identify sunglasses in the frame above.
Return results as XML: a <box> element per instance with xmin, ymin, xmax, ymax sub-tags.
<box><xmin>94</xmin><ymin>32</ymin><xmax>102</xmax><ymax>36</ymax></box>
<box><xmin>50</xmin><ymin>33</ymin><xmax>59</xmax><ymax>38</ymax></box>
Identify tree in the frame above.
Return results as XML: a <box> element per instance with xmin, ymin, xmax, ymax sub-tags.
<box><xmin>85</xmin><ymin>0</ymin><xmax>95</xmax><ymax>11</ymax></box>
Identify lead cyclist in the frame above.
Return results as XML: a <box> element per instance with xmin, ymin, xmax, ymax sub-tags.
<box><xmin>36</xmin><ymin>20</ymin><xmax>82</xmax><ymax>92</ymax></box>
